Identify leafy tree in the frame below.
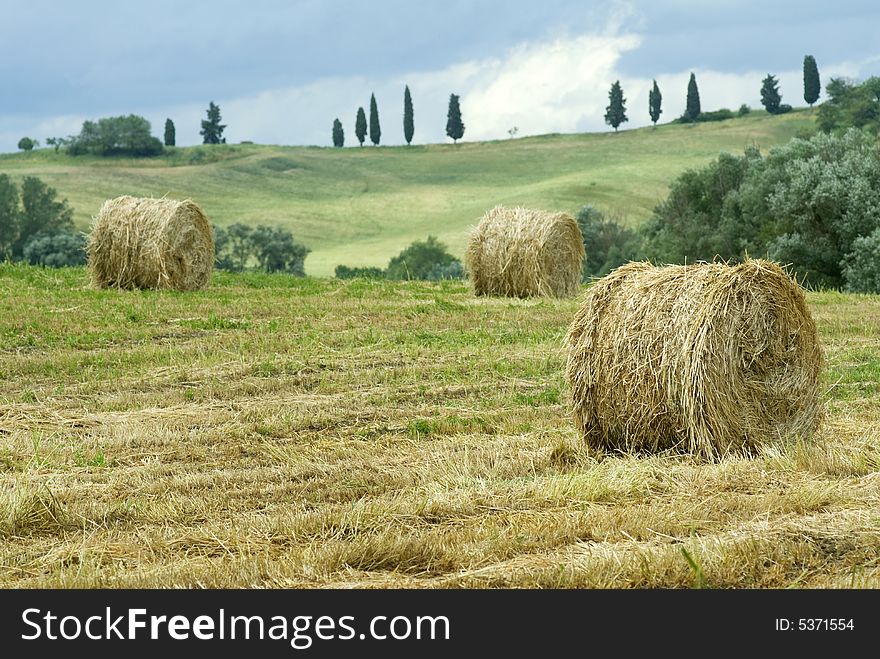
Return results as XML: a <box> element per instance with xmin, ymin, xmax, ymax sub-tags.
<box><xmin>604</xmin><ymin>81</ymin><xmax>628</xmax><ymax>132</ymax></box>
<box><xmin>386</xmin><ymin>235</ymin><xmax>460</xmax><ymax>280</ymax></box>
<box><xmin>817</xmin><ymin>77</ymin><xmax>880</xmax><ymax>133</ymax></box>
<box><xmin>68</xmin><ymin>115</ymin><xmax>163</xmax><ymax>156</ymax></box>
<box><xmin>369</xmin><ymin>93</ymin><xmax>381</xmax><ymax>146</ymax></box>
<box><xmin>0</xmin><ymin>174</ymin><xmax>21</xmax><ymax>259</ymax></box>
<box><xmin>200</xmin><ymin>101</ymin><xmax>226</xmax><ymax>144</ymax></box>
<box><xmin>648</xmin><ymin>80</ymin><xmax>662</xmax><ymax>127</ymax></box>
<box><xmin>224</xmin><ymin>223</ymin><xmax>254</xmax><ymax>271</ymax></box>
<box><xmin>250</xmin><ymin>225</ymin><xmax>310</xmax><ymax>275</ymax></box>
<box><xmin>211</xmin><ymin>224</ymin><xmax>234</xmax><ymax>270</ymax></box>
<box><xmin>576</xmin><ymin>205</ymin><xmax>640</xmax><ymax>278</ymax></box>
<box><xmin>212</xmin><ymin>222</ymin><xmax>309</xmax><ymax>274</ymax></box>
<box><xmin>842</xmin><ymin>228</ymin><xmax>880</xmax><ymax>292</ymax></box>
<box><xmin>164</xmin><ymin>118</ymin><xmax>176</xmax><ymax>147</ymax></box>
<box><xmin>752</xmin><ymin>129</ymin><xmax>880</xmax><ymax>289</ymax></box>
<box><xmin>355</xmin><ymin>107</ymin><xmax>367</xmax><ymax>146</ymax></box>
<box><xmin>446</xmin><ymin>93</ymin><xmax>464</xmax><ymax>143</ymax></box>
<box><xmin>684</xmin><ymin>72</ymin><xmax>701</xmax><ymax>122</ymax></box>
<box><xmin>403</xmin><ymin>85</ymin><xmax>414</xmax><ymax>145</ymax></box>
<box><xmin>760</xmin><ymin>74</ymin><xmax>782</xmax><ymax>114</ymax></box>
<box><xmin>17</xmin><ymin>137</ymin><xmax>38</xmax><ymax>151</ymax></box>
<box><xmin>642</xmin><ymin>148</ymin><xmax>758</xmax><ymax>264</ymax></box>
<box><xmin>45</xmin><ymin>137</ymin><xmax>71</xmax><ymax>153</ymax></box>
<box><xmin>13</xmin><ymin>177</ymin><xmax>74</xmax><ymax>258</ymax></box>
<box><xmin>643</xmin><ymin>128</ymin><xmax>880</xmax><ymax>290</ymax></box>
<box><xmin>22</xmin><ymin>231</ymin><xmax>86</xmax><ymax>267</ymax></box>
<box><xmin>803</xmin><ymin>55</ymin><xmax>821</xmax><ymax>108</ymax></box>
<box><xmin>332</xmin><ymin>118</ymin><xmax>344</xmax><ymax>147</ymax></box>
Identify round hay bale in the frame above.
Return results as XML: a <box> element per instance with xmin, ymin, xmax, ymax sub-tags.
<box><xmin>87</xmin><ymin>196</ymin><xmax>214</xmax><ymax>291</ymax></box>
<box><xmin>465</xmin><ymin>205</ymin><xmax>585</xmax><ymax>298</ymax></box>
<box><xmin>565</xmin><ymin>259</ymin><xmax>824</xmax><ymax>458</ymax></box>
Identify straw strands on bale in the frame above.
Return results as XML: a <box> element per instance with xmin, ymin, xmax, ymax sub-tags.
<box><xmin>565</xmin><ymin>259</ymin><xmax>823</xmax><ymax>459</ymax></box>
<box><xmin>87</xmin><ymin>196</ymin><xmax>214</xmax><ymax>291</ymax></box>
<box><xmin>465</xmin><ymin>205</ymin><xmax>585</xmax><ymax>298</ymax></box>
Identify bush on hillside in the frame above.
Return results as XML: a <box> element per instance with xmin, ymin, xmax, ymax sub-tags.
<box><xmin>697</xmin><ymin>109</ymin><xmax>735</xmax><ymax>122</ymax></box>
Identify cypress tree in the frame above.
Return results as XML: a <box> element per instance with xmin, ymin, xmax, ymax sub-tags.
<box><xmin>803</xmin><ymin>55</ymin><xmax>820</xmax><ymax>108</ymax></box>
<box><xmin>648</xmin><ymin>80</ymin><xmax>662</xmax><ymax>127</ymax></box>
<box><xmin>332</xmin><ymin>118</ymin><xmax>344</xmax><ymax>147</ymax></box>
<box><xmin>355</xmin><ymin>107</ymin><xmax>367</xmax><ymax>146</ymax></box>
<box><xmin>403</xmin><ymin>85</ymin><xmax>414</xmax><ymax>145</ymax></box>
<box><xmin>164</xmin><ymin>118</ymin><xmax>176</xmax><ymax>147</ymax></box>
<box><xmin>604</xmin><ymin>80</ymin><xmax>628</xmax><ymax>132</ymax></box>
<box><xmin>369</xmin><ymin>93</ymin><xmax>381</xmax><ymax>146</ymax></box>
<box><xmin>446</xmin><ymin>93</ymin><xmax>464</xmax><ymax>143</ymax></box>
<box><xmin>685</xmin><ymin>73</ymin><xmax>701</xmax><ymax>122</ymax></box>
<box><xmin>760</xmin><ymin>74</ymin><xmax>782</xmax><ymax>114</ymax></box>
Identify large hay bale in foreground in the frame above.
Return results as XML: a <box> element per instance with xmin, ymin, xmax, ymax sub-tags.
<box><xmin>88</xmin><ymin>196</ymin><xmax>214</xmax><ymax>291</ymax></box>
<box><xmin>565</xmin><ymin>259</ymin><xmax>823</xmax><ymax>458</ymax></box>
<box><xmin>465</xmin><ymin>205</ymin><xmax>585</xmax><ymax>298</ymax></box>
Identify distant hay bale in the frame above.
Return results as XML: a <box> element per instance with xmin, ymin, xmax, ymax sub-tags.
<box><xmin>465</xmin><ymin>205</ymin><xmax>585</xmax><ymax>298</ymax></box>
<box><xmin>87</xmin><ymin>196</ymin><xmax>214</xmax><ymax>291</ymax></box>
<box><xmin>565</xmin><ymin>259</ymin><xmax>824</xmax><ymax>458</ymax></box>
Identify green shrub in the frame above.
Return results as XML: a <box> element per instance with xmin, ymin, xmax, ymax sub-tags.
<box><xmin>212</xmin><ymin>222</ymin><xmax>309</xmax><ymax>275</ymax></box>
<box><xmin>22</xmin><ymin>232</ymin><xmax>86</xmax><ymax>267</ymax></box>
<box><xmin>697</xmin><ymin>109</ymin><xmax>735</xmax><ymax>122</ymax></box>
<box><xmin>576</xmin><ymin>205</ymin><xmax>640</xmax><ymax>278</ymax></box>
<box><xmin>335</xmin><ymin>265</ymin><xmax>386</xmax><ymax>279</ymax></box>
<box><xmin>641</xmin><ymin>148</ymin><xmax>757</xmax><ymax>264</ymax></box>
<box><xmin>67</xmin><ymin>115</ymin><xmax>164</xmax><ymax>157</ymax></box>
<box><xmin>386</xmin><ymin>235</ymin><xmax>462</xmax><ymax>280</ymax></box>
<box><xmin>842</xmin><ymin>228</ymin><xmax>880</xmax><ymax>293</ymax></box>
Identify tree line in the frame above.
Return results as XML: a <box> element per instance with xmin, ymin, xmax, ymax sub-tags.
<box><xmin>603</xmin><ymin>54</ymin><xmax>823</xmax><ymax>132</ymax></box>
<box><xmin>20</xmin><ymin>88</ymin><xmax>469</xmax><ymax>156</ymax></box>
<box><xmin>331</xmin><ymin>88</ymin><xmax>464</xmax><ymax>147</ymax></box>
<box><xmin>13</xmin><ymin>53</ymin><xmax>835</xmax><ymax>152</ymax></box>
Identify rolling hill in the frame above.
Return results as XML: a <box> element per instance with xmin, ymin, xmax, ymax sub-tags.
<box><xmin>0</xmin><ymin>111</ymin><xmax>816</xmax><ymax>276</ymax></box>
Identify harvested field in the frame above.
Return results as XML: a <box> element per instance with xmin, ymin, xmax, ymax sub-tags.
<box><xmin>0</xmin><ymin>264</ymin><xmax>878</xmax><ymax>588</ymax></box>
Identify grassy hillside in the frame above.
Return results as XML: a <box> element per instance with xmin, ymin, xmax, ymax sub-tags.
<box><xmin>0</xmin><ymin>111</ymin><xmax>815</xmax><ymax>276</ymax></box>
<box><xmin>0</xmin><ymin>265</ymin><xmax>877</xmax><ymax>587</ymax></box>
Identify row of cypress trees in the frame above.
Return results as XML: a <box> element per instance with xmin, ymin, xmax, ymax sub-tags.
<box><xmin>332</xmin><ymin>89</ymin><xmax>464</xmax><ymax>147</ymax></box>
<box><xmin>606</xmin><ymin>55</ymin><xmax>822</xmax><ymax>132</ymax></box>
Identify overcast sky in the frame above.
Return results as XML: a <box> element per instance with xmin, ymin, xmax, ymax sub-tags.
<box><xmin>1</xmin><ymin>0</ymin><xmax>879</xmax><ymax>152</ymax></box>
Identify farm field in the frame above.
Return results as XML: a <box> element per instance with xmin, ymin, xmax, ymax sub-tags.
<box><xmin>0</xmin><ymin>111</ymin><xmax>815</xmax><ymax>276</ymax></box>
<box><xmin>1</xmin><ymin>265</ymin><xmax>878</xmax><ymax>588</ymax></box>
